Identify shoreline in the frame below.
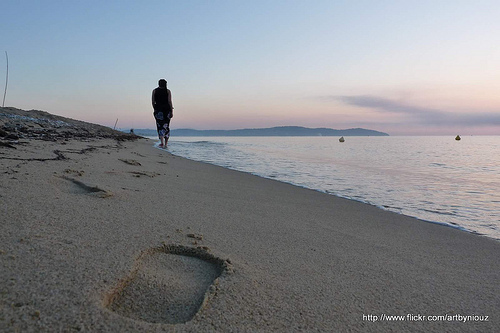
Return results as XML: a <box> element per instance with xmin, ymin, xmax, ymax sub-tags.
<box><xmin>1</xmin><ymin>108</ymin><xmax>499</xmax><ymax>332</ymax></box>
<box><xmin>155</xmin><ymin>138</ymin><xmax>497</xmax><ymax>242</ymax></box>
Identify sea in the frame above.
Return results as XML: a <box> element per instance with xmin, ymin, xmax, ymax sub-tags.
<box><xmin>151</xmin><ymin>136</ymin><xmax>500</xmax><ymax>240</ymax></box>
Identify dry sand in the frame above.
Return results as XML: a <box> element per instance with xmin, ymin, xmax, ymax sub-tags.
<box><xmin>1</xmin><ymin>108</ymin><xmax>499</xmax><ymax>332</ymax></box>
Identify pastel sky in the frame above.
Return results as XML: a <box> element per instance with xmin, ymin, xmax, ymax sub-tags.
<box><xmin>2</xmin><ymin>0</ymin><xmax>500</xmax><ymax>135</ymax></box>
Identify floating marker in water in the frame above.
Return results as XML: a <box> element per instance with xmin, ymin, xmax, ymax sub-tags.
<box><xmin>455</xmin><ymin>135</ymin><xmax>461</xmax><ymax>141</ymax></box>
<box><xmin>339</xmin><ymin>136</ymin><xmax>345</xmax><ymax>142</ymax></box>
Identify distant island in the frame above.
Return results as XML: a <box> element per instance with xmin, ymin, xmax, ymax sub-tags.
<box><xmin>130</xmin><ymin>126</ymin><xmax>389</xmax><ymax>137</ymax></box>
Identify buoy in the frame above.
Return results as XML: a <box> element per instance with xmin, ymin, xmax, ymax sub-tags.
<box><xmin>455</xmin><ymin>135</ymin><xmax>461</xmax><ymax>141</ymax></box>
<box><xmin>339</xmin><ymin>136</ymin><xmax>345</xmax><ymax>143</ymax></box>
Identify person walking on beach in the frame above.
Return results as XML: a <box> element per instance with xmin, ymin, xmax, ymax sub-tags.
<box><xmin>152</xmin><ymin>79</ymin><xmax>174</xmax><ymax>148</ymax></box>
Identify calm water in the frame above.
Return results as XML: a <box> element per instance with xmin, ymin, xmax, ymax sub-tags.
<box><xmin>158</xmin><ymin>136</ymin><xmax>500</xmax><ymax>240</ymax></box>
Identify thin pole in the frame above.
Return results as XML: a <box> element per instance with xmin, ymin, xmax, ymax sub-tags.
<box><xmin>113</xmin><ymin>118</ymin><xmax>118</xmax><ymax>130</ymax></box>
<box><xmin>2</xmin><ymin>51</ymin><xmax>7</xmax><ymax>107</ymax></box>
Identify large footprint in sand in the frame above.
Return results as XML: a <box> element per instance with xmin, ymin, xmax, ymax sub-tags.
<box><xmin>104</xmin><ymin>245</ymin><xmax>230</xmax><ymax>324</ymax></box>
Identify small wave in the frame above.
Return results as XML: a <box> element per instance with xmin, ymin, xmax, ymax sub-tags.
<box><xmin>177</xmin><ymin>140</ymin><xmax>227</xmax><ymax>146</ymax></box>
<box><xmin>421</xmin><ymin>208</ymin><xmax>457</xmax><ymax>216</ymax></box>
<box><xmin>479</xmin><ymin>222</ymin><xmax>498</xmax><ymax>228</ymax></box>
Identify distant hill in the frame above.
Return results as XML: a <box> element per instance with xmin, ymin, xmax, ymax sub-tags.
<box><xmin>131</xmin><ymin>126</ymin><xmax>389</xmax><ymax>137</ymax></box>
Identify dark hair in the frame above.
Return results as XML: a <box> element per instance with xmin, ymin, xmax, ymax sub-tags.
<box><xmin>158</xmin><ymin>79</ymin><xmax>167</xmax><ymax>88</ymax></box>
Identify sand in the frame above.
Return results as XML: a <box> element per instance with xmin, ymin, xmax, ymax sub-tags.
<box><xmin>1</xmin><ymin>108</ymin><xmax>499</xmax><ymax>332</ymax></box>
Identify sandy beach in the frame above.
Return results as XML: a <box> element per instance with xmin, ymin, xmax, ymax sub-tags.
<box><xmin>1</xmin><ymin>108</ymin><xmax>499</xmax><ymax>332</ymax></box>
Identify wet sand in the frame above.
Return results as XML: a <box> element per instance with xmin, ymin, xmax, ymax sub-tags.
<box><xmin>1</xmin><ymin>108</ymin><xmax>499</xmax><ymax>332</ymax></box>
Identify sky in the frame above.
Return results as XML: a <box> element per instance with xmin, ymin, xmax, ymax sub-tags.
<box><xmin>1</xmin><ymin>0</ymin><xmax>500</xmax><ymax>135</ymax></box>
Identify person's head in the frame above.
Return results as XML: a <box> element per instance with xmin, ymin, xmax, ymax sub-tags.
<box><xmin>158</xmin><ymin>79</ymin><xmax>167</xmax><ymax>88</ymax></box>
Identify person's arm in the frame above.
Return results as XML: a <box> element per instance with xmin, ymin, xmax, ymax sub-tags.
<box><xmin>168</xmin><ymin>89</ymin><xmax>174</xmax><ymax>117</ymax></box>
<box><xmin>152</xmin><ymin>89</ymin><xmax>156</xmax><ymax>109</ymax></box>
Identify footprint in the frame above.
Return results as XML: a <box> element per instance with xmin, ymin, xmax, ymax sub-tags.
<box><xmin>64</xmin><ymin>169</ymin><xmax>85</xmax><ymax>176</ymax></box>
<box><xmin>119</xmin><ymin>159</ymin><xmax>141</xmax><ymax>166</ymax></box>
<box><xmin>59</xmin><ymin>175</ymin><xmax>113</xmax><ymax>198</ymax></box>
<box><xmin>128</xmin><ymin>171</ymin><xmax>160</xmax><ymax>178</ymax></box>
<box><xmin>104</xmin><ymin>245</ymin><xmax>230</xmax><ymax>324</ymax></box>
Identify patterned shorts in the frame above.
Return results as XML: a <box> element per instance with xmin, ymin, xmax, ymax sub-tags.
<box><xmin>154</xmin><ymin>111</ymin><xmax>172</xmax><ymax>139</ymax></box>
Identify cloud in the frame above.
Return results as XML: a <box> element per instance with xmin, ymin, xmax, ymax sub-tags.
<box><xmin>337</xmin><ymin>95</ymin><xmax>440</xmax><ymax>116</ymax></box>
<box><xmin>332</xmin><ymin>95</ymin><xmax>500</xmax><ymax>127</ymax></box>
